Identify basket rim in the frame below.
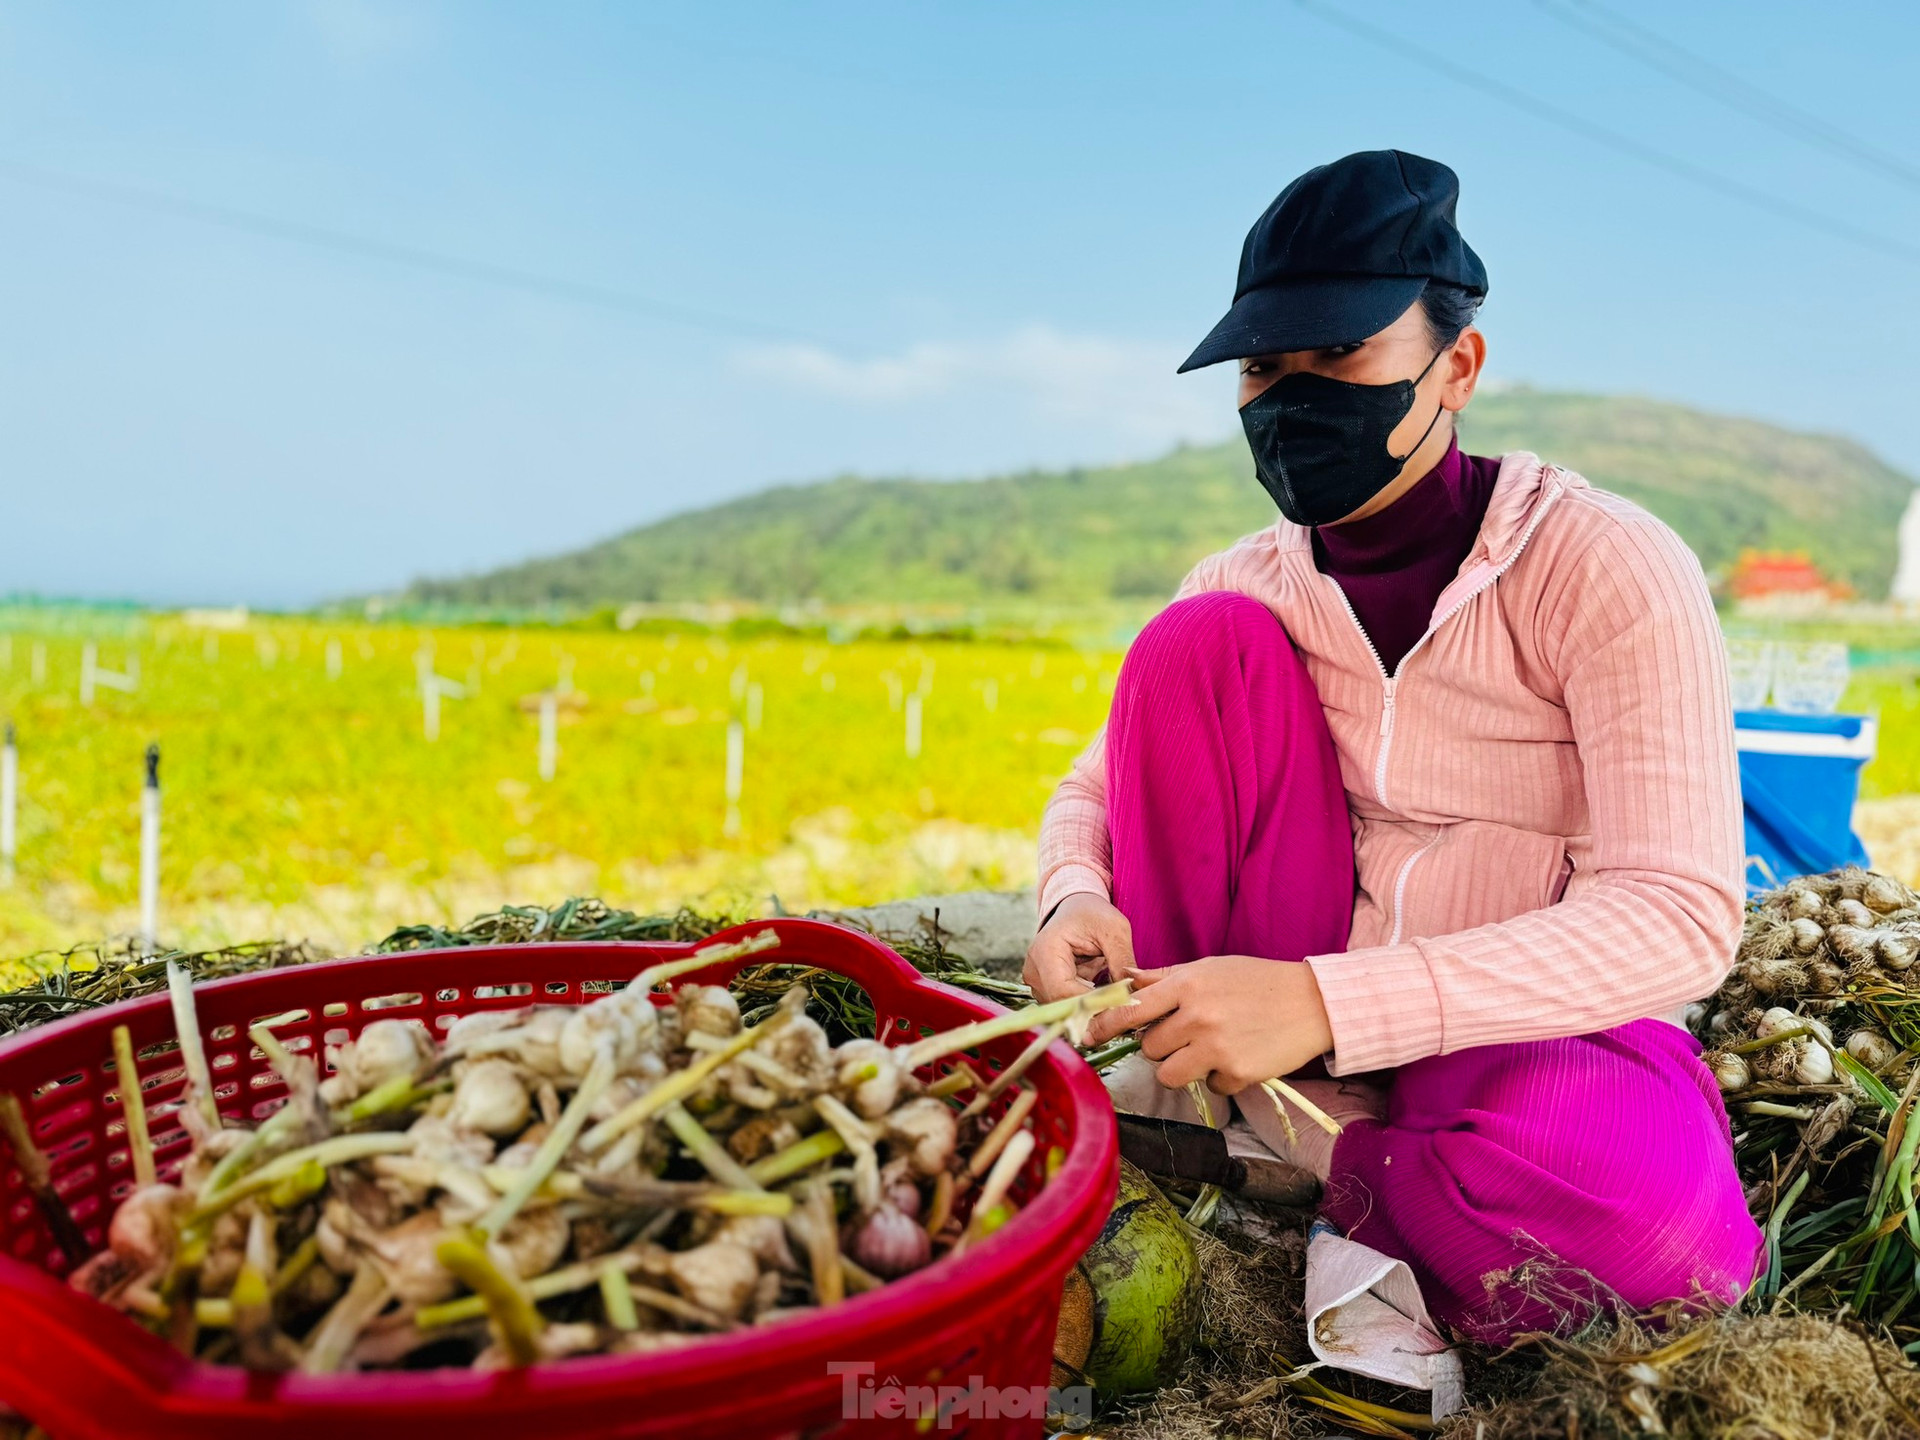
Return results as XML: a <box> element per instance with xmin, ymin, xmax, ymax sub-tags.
<box><xmin>0</xmin><ymin>919</ymin><xmax>1119</xmax><ymax>1413</ymax></box>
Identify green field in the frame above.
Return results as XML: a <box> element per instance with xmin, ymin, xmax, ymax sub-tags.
<box><xmin>4</xmin><ymin>606</ymin><xmax>1919</xmax><ymax>965</ymax></box>
<box><xmin>0</xmin><ymin>611</ymin><xmax>1119</xmax><ymax>957</ymax></box>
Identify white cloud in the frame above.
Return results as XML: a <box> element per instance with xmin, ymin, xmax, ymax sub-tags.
<box><xmin>734</xmin><ymin>324</ymin><xmax>1236</xmax><ymax>455</ymax></box>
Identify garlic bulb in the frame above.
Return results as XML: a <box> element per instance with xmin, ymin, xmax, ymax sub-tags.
<box><xmin>325</xmin><ymin>1019</ymin><xmax>434</xmax><ymax>1102</ymax></box>
<box><xmin>494</xmin><ymin>1206</ymin><xmax>570</xmax><ymax>1280</ymax></box>
<box><xmin>365</xmin><ymin>1211</ymin><xmax>458</xmax><ymax>1306</ymax></box>
<box><xmin>1785</xmin><ymin>887</ymin><xmax>1823</xmax><ymax>920</ymax></box>
<box><xmin>887</xmin><ymin>1179</ymin><xmax>923</xmax><ymax>1219</ymax></box>
<box><xmin>886</xmin><ymin>1097</ymin><xmax>959</xmax><ymax>1177</ymax></box>
<box><xmin>508</xmin><ymin>1008</ymin><xmax>572</xmax><ymax>1079</ymax></box>
<box><xmin>406</xmin><ymin>1112</ymin><xmax>497</xmax><ymax>1168</ymax></box>
<box><xmin>1793</xmin><ymin>1040</ymin><xmax>1835</xmax><ymax>1087</ymax></box>
<box><xmin>107</xmin><ymin>1184</ymin><xmax>189</xmax><ymax>1270</ymax></box>
<box><xmin>1864</xmin><ymin>873</ymin><xmax>1908</xmax><ymax>914</ymax></box>
<box><xmin>443</xmin><ymin>1009</ymin><xmax>522</xmax><ymax>1052</ymax></box>
<box><xmin>765</xmin><ymin>1013</ymin><xmax>834</xmax><ymax>1088</ymax></box>
<box><xmin>1826</xmin><ymin>924</ymin><xmax>1878</xmax><ymax>968</ymax></box>
<box><xmin>835</xmin><ymin>1038</ymin><xmax>902</xmax><ymax>1119</ymax></box>
<box><xmin>1711</xmin><ymin>1052</ymin><xmax>1751</xmax><ymax>1093</ymax></box>
<box><xmin>448</xmin><ymin>1060</ymin><xmax>532</xmax><ymax>1137</ymax></box>
<box><xmin>849</xmin><ymin>1204</ymin><xmax>932</xmax><ymax>1278</ymax></box>
<box><xmin>677</xmin><ymin>985</ymin><xmax>741</xmax><ymax>1038</ymax></box>
<box><xmin>559</xmin><ymin>992</ymin><xmax>656</xmax><ymax>1078</ymax></box>
<box><xmin>714</xmin><ymin>1213</ymin><xmax>794</xmax><ymax>1272</ymax></box>
<box><xmin>666</xmin><ymin>1240</ymin><xmax>760</xmax><ymax>1320</ymax></box>
<box><xmin>1834</xmin><ymin>899</ymin><xmax>1876</xmax><ymax>929</ymax></box>
<box><xmin>1789</xmin><ymin>918</ymin><xmax>1825</xmax><ymax>955</ymax></box>
<box><xmin>1878</xmin><ymin>934</ymin><xmax>1918</xmax><ymax>971</ymax></box>
<box><xmin>1846</xmin><ymin>1029</ymin><xmax>1900</xmax><ymax>1070</ymax></box>
<box><xmin>1746</xmin><ymin>956</ymin><xmax>1807</xmax><ymax>996</ymax></box>
<box><xmin>1756</xmin><ymin>1007</ymin><xmax>1802</xmax><ymax>1039</ymax></box>
<box><xmin>726</xmin><ymin>1113</ymin><xmax>801</xmax><ymax>1164</ymax></box>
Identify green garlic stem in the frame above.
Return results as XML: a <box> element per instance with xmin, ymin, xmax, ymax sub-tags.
<box><xmin>903</xmin><ymin>982</ymin><xmax>1132</xmax><ymax>1070</ymax></box>
<box><xmin>966</xmin><ymin>1089</ymin><xmax>1038</xmax><ymax>1179</ymax></box>
<box><xmin>299</xmin><ymin>1262</ymin><xmax>390</xmax><ymax>1374</ymax></box>
<box><xmin>663</xmin><ymin>1101</ymin><xmax>765</xmax><ymax>1191</ymax></box>
<box><xmin>580</xmin><ymin>1008</ymin><xmax>792</xmax><ymax>1153</ymax></box>
<box><xmin>959</xmin><ymin>1128</ymin><xmax>1034</xmax><ymax>1254</ymax></box>
<box><xmin>1079</xmin><ymin>1037</ymin><xmax>1142</xmax><ymax>1072</ymax></box>
<box><xmin>112</xmin><ymin>1024</ymin><xmax>157</xmax><ymax>1189</ymax></box>
<box><xmin>746</xmin><ymin>1128</ymin><xmax>846</xmax><ymax>1186</ymax></box>
<box><xmin>189</xmin><ymin>1132</ymin><xmax>413</xmax><ymax>1223</ymax></box>
<box><xmin>963</xmin><ymin>1021</ymin><xmax>1066</xmax><ymax>1119</ymax></box>
<box><xmin>167</xmin><ymin>960</ymin><xmax>221</xmax><ymax>1131</ymax></box>
<box><xmin>1261</xmin><ymin>1077</ymin><xmax>1343</xmax><ymax>1137</ymax></box>
<box><xmin>435</xmin><ymin>1232</ymin><xmax>544</xmax><ymax>1366</ymax></box>
<box><xmin>600</xmin><ymin>1265</ymin><xmax>639</xmax><ymax>1331</ymax></box>
<box><xmin>632</xmin><ymin>929</ymin><xmax>781</xmax><ymax>993</ymax></box>
<box><xmin>476</xmin><ymin>1042</ymin><xmax>615</xmax><ymax>1238</ymax></box>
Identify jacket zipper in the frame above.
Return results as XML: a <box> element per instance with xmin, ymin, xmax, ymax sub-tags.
<box><xmin>1386</xmin><ymin>840</ymin><xmax>1433</xmax><ymax>946</ymax></box>
<box><xmin>1327</xmin><ymin>474</ymin><xmax>1566</xmax><ymax>941</ymax></box>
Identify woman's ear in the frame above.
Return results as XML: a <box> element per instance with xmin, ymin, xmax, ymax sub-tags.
<box><xmin>1440</xmin><ymin>327</ymin><xmax>1486</xmax><ymax>413</ymax></box>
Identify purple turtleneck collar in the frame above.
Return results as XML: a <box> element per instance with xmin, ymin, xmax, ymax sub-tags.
<box><xmin>1310</xmin><ymin>434</ymin><xmax>1502</xmax><ymax>675</ymax></box>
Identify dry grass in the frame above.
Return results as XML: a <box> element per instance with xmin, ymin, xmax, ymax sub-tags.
<box><xmin>1445</xmin><ymin>1313</ymin><xmax>1920</xmax><ymax>1440</ymax></box>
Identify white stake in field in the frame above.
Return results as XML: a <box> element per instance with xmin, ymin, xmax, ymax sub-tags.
<box><xmin>139</xmin><ymin>744</ymin><xmax>161</xmax><ymax>955</ymax></box>
<box><xmin>724</xmin><ymin>720</ymin><xmax>744</xmax><ymax>839</ymax></box>
<box><xmin>80</xmin><ymin>644</ymin><xmax>139</xmax><ymax>706</ymax></box>
<box><xmin>416</xmin><ymin>648</ymin><xmax>467</xmax><ymax>741</ymax></box>
<box><xmin>325</xmin><ymin>638</ymin><xmax>343</xmax><ymax>680</ymax></box>
<box><xmin>29</xmin><ymin>644</ymin><xmax>45</xmax><ymax>685</ymax></box>
<box><xmin>905</xmin><ymin>691</ymin><xmax>924</xmax><ymax>759</ymax></box>
<box><xmin>1</xmin><ymin>722</ymin><xmax>15</xmax><ymax>886</ymax></box>
<box><xmin>538</xmin><ymin>692</ymin><xmax>559</xmax><ymax>782</ymax></box>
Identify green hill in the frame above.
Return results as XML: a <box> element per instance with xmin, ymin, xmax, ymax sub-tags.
<box><xmin>409</xmin><ymin>390</ymin><xmax>1914</xmax><ymax>607</ymax></box>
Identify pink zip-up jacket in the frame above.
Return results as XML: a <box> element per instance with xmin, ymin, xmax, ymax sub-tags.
<box><xmin>1038</xmin><ymin>451</ymin><xmax>1744</xmax><ymax>1076</ymax></box>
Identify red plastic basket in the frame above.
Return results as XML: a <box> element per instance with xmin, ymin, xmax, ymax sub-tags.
<box><xmin>0</xmin><ymin>919</ymin><xmax>1117</xmax><ymax>1440</ymax></box>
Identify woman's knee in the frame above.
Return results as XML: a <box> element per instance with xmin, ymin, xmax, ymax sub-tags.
<box><xmin>1121</xmin><ymin>591</ymin><xmax>1299</xmax><ymax>691</ymax></box>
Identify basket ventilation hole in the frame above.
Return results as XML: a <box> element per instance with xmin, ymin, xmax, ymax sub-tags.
<box><xmin>545</xmin><ymin>981</ymin><xmax>569</xmax><ymax>996</ymax></box>
<box><xmin>210</xmin><ymin>1025</ymin><xmax>237</xmax><ymax>1042</ymax></box>
<box><xmin>472</xmin><ymin>982</ymin><xmax>532</xmax><ymax>1000</ymax></box>
<box><xmin>362</xmin><ymin>991</ymin><xmax>423</xmax><ymax>1012</ymax></box>
<box><xmin>323</xmin><ymin>1003</ymin><xmax>349</xmax><ymax>1018</ymax></box>
<box><xmin>435</xmin><ymin>988</ymin><xmax>460</xmax><ymax>1003</ymax></box>
<box><xmin>32</xmin><ymin>1072</ymin><xmax>86</xmax><ymax>1100</ymax></box>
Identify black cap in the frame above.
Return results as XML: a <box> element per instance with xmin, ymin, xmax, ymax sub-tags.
<box><xmin>1179</xmin><ymin>149</ymin><xmax>1487</xmax><ymax>373</ymax></box>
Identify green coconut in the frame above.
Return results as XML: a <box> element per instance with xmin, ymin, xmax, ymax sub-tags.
<box><xmin>1052</xmin><ymin>1158</ymin><xmax>1202</xmax><ymax>1396</ymax></box>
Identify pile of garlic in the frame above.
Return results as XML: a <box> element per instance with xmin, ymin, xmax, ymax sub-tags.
<box><xmin>66</xmin><ymin>932</ymin><xmax>1128</xmax><ymax>1373</ymax></box>
<box><xmin>1695</xmin><ymin>868</ymin><xmax>1919</xmax><ymax>1100</ymax></box>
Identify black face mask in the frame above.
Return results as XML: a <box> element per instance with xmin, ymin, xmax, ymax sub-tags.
<box><xmin>1239</xmin><ymin>349</ymin><xmax>1446</xmax><ymax>527</ymax></box>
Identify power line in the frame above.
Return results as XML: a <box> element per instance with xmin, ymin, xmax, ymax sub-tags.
<box><xmin>1292</xmin><ymin>0</ymin><xmax>1920</xmax><ymax>266</ymax></box>
<box><xmin>0</xmin><ymin>158</ymin><xmax>849</xmax><ymax>348</ymax></box>
<box><xmin>1537</xmin><ymin>0</ymin><xmax>1920</xmax><ymax>196</ymax></box>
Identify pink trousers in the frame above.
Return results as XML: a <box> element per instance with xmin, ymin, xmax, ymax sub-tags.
<box><xmin>1106</xmin><ymin>592</ymin><xmax>1762</xmax><ymax>1342</ymax></box>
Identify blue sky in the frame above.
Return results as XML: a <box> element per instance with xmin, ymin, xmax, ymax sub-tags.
<box><xmin>2</xmin><ymin>1</ymin><xmax>1917</xmax><ymax>607</ymax></box>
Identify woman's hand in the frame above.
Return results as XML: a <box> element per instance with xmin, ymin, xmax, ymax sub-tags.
<box><xmin>1024</xmin><ymin>893</ymin><xmax>1136</xmax><ymax>1003</ymax></box>
<box><xmin>1082</xmin><ymin>955</ymin><xmax>1334</xmax><ymax>1094</ymax></box>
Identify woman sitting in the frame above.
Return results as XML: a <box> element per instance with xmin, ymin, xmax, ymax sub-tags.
<box><xmin>1025</xmin><ymin>149</ymin><xmax>1761</xmax><ymax>1358</ymax></box>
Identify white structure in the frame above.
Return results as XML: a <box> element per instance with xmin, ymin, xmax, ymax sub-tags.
<box><xmin>1893</xmin><ymin>488</ymin><xmax>1920</xmax><ymax>604</ymax></box>
<box><xmin>538</xmin><ymin>692</ymin><xmax>559</xmax><ymax>782</ymax></box>
<box><xmin>723</xmin><ymin>721</ymin><xmax>744</xmax><ymax>838</ymax></box>
<box><xmin>139</xmin><ymin>744</ymin><xmax>161</xmax><ymax>954</ymax></box>
<box><xmin>1</xmin><ymin>723</ymin><xmax>15</xmax><ymax>884</ymax></box>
